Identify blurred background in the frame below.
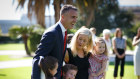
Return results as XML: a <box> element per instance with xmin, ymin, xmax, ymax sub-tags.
<box><xmin>0</xmin><ymin>0</ymin><xmax>140</xmax><ymax>79</ymax></box>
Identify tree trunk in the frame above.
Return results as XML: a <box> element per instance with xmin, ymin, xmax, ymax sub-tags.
<box><xmin>86</xmin><ymin>11</ymin><xmax>94</xmax><ymax>27</ymax></box>
<box><xmin>53</xmin><ymin>0</ymin><xmax>61</xmax><ymax>23</ymax></box>
<box><xmin>22</xmin><ymin>34</ymin><xmax>31</xmax><ymax>56</ymax></box>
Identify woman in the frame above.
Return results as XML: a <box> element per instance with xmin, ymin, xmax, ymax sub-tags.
<box><xmin>102</xmin><ymin>29</ymin><xmax>111</xmax><ymax>79</ymax></box>
<box><xmin>65</xmin><ymin>27</ymin><xmax>93</xmax><ymax>79</ymax></box>
<box><xmin>112</xmin><ymin>28</ymin><xmax>127</xmax><ymax>79</ymax></box>
<box><xmin>132</xmin><ymin>27</ymin><xmax>140</xmax><ymax>79</ymax></box>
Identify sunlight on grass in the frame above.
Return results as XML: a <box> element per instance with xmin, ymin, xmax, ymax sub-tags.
<box><xmin>0</xmin><ymin>67</ymin><xmax>32</xmax><ymax>79</ymax></box>
<box><xmin>0</xmin><ymin>64</ymin><xmax>136</xmax><ymax>79</ymax></box>
<box><xmin>0</xmin><ymin>43</ymin><xmax>24</xmax><ymax>50</ymax></box>
<box><xmin>106</xmin><ymin>65</ymin><xmax>137</xmax><ymax>79</ymax></box>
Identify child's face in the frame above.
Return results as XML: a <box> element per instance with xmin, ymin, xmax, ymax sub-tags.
<box><xmin>64</xmin><ymin>70</ymin><xmax>77</xmax><ymax>79</ymax></box>
<box><xmin>49</xmin><ymin>63</ymin><xmax>58</xmax><ymax>76</ymax></box>
<box><xmin>95</xmin><ymin>42</ymin><xmax>105</xmax><ymax>54</ymax></box>
<box><xmin>76</xmin><ymin>34</ymin><xmax>89</xmax><ymax>50</ymax></box>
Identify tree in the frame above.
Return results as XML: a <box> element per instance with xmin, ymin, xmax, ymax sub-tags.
<box><xmin>16</xmin><ymin>0</ymin><xmax>97</xmax><ymax>28</ymax></box>
<box><xmin>16</xmin><ymin>0</ymin><xmax>74</xmax><ymax>28</ymax></box>
<box><xmin>89</xmin><ymin>0</ymin><xmax>134</xmax><ymax>35</ymax></box>
<box><xmin>9</xmin><ymin>25</ymin><xmax>31</xmax><ymax>55</ymax></box>
<box><xmin>76</xmin><ymin>0</ymin><xmax>96</xmax><ymax>27</ymax></box>
<box><xmin>9</xmin><ymin>25</ymin><xmax>44</xmax><ymax>56</ymax></box>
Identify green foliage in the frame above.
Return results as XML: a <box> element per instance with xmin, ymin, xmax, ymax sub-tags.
<box><xmin>67</xmin><ymin>29</ymin><xmax>77</xmax><ymax>34</ymax></box>
<box><xmin>126</xmin><ymin>38</ymin><xmax>134</xmax><ymax>50</ymax></box>
<box><xmin>27</xmin><ymin>25</ymin><xmax>45</xmax><ymax>53</ymax></box>
<box><xmin>8</xmin><ymin>24</ymin><xmax>45</xmax><ymax>54</ymax></box>
<box><xmin>8</xmin><ymin>25</ymin><xmax>21</xmax><ymax>39</ymax></box>
<box><xmin>126</xmin><ymin>23</ymin><xmax>140</xmax><ymax>38</ymax></box>
<box><xmin>28</xmin><ymin>33</ymin><xmax>42</xmax><ymax>53</ymax></box>
<box><xmin>76</xmin><ymin>1</ymin><xmax>134</xmax><ymax>37</ymax></box>
<box><xmin>0</xmin><ymin>36</ymin><xmax>22</xmax><ymax>43</ymax></box>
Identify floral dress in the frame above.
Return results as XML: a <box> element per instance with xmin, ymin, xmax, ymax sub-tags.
<box><xmin>88</xmin><ymin>54</ymin><xmax>108</xmax><ymax>79</ymax></box>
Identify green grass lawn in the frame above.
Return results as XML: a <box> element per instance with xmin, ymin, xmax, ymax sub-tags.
<box><xmin>0</xmin><ymin>63</ymin><xmax>137</xmax><ymax>79</ymax></box>
<box><xmin>106</xmin><ymin>62</ymin><xmax>137</xmax><ymax>79</ymax></box>
<box><xmin>106</xmin><ymin>65</ymin><xmax>137</xmax><ymax>79</ymax></box>
<box><xmin>0</xmin><ymin>55</ymin><xmax>32</xmax><ymax>61</ymax></box>
<box><xmin>0</xmin><ymin>67</ymin><xmax>32</xmax><ymax>79</ymax></box>
<box><xmin>0</xmin><ymin>43</ymin><xmax>24</xmax><ymax>50</ymax></box>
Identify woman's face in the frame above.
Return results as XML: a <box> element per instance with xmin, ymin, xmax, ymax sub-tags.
<box><xmin>105</xmin><ymin>34</ymin><xmax>110</xmax><ymax>39</ymax></box>
<box><xmin>76</xmin><ymin>34</ymin><xmax>89</xmax><ymax>50</ymax></box>
<box><xmin>49</xmin><ymin>63</ymin><xmax>58</xmax><ymax>76</ymax></box>
<box><xmin>117</xmin><ymin>30</ymin><xmax>122</xmax><ymax>37</ymax></box>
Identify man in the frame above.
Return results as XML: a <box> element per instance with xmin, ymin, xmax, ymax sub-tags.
<box><xmin>31</xmin><ymin>5</ymin><xmax>78</xmax><ymax>79</ymax></box>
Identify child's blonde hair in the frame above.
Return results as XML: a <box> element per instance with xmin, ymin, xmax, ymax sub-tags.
<box><xmin>94</xmin><ymin>37</ymin><xmax>108</xmax><ymax>56</ymax></box>
<box><xmin>70</xmin><ymin>28</ymin><xmax>93</xmax><ymax>56</ymax></box>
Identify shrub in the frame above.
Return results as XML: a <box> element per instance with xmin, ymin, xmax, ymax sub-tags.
<box><xmin>27</xmin><ymin>25</ymin><xmax>44</xmax><ymax>53</ymax></box>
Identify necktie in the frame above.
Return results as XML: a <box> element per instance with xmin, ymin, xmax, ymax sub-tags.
<box><xmin>64</xmin><ymin>31</ymin><xmax>67</xmax><ymax>52</ymax></box>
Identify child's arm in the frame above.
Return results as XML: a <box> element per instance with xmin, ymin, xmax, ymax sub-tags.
<box><xmin>64</xmin><ymin>50</ymin><xmax>69</xmax><ymax>63</ymax></box>
<box><xmin>91</xmin><ymin>60</ymin><xmax>107</xmax><ymax>76</ymax></box>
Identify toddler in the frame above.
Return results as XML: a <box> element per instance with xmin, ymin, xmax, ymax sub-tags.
<box><xmin>88</xmin><ymin>37</ymin><xmax>108</xmax><ymax>79</ymax></box>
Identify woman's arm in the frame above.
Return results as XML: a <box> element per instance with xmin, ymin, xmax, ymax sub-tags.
<box><xmin>96</xmin><ymin>60</ymin><xmax>107</xmax><ymax>76</ymax></box>
<box><xmin>132</xmin><ymin>36</ymin><xmax>140</xmax><ymax>46</ymax></box>
<box><xmin>121</xmin><ymin>39</ymin><xmax>127</xmax><ymax>58</ymax></box>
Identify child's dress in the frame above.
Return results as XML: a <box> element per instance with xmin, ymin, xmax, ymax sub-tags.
<box><xmin>88</xmin><ymin>54</ymin><xmax>108</xmax><ymax>79</ymax></box>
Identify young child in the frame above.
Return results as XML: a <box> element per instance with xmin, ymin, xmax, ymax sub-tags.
<box><xmin>39</xmin><ymin>56</ymin><xmax>58</xmax><ymax>79</ymax></box>
<box><xmin>62</xmin><ymin>64</ymin><xmax>78</xmax><ymax>79</ymax></box>
<box><xmin>88</xmin><ymin>37</ymin><xmax>108</xmax><ymax>79</ymax></box>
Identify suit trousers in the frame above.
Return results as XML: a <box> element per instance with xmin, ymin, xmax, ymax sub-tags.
<box><xmin>113</xmin><ymin>48</ymin><xmax>125</xmax><ymax>77</ymax></box>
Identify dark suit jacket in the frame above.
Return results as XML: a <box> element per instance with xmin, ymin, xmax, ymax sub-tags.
<box><xmin>31</xmin><ymin>24</ymin><xmax>66</xmax><ymax>79</ymax></box>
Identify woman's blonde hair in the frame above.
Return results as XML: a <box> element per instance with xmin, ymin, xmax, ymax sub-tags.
<box><xmin>94</xmin><ymin>37</ymin><xmax>108</xmax><ymax>56</ymax></box>
<box><xmin>70</xmin><ymin>28</ymin><xmax>93</xmax><ymax>56</ymax></box>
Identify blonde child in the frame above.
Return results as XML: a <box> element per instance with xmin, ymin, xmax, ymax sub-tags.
<box><xmin>88</xmin><ymin>37</ymin><xmax>108</xmax><ymax>79</ymax></box>
<box><xmin>39</xmin><ymin>56</ymin><xmax>58</xmax><ymax>79</ymax></box>
<box><xmin>62</xmin><ymin>64</ymin><xmax>78</xmax><ymax>79</ymax></box>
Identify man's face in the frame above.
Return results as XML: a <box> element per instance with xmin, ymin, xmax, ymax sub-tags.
<box><xmin>62</xmin><ymin>9</ymin><xmax>78</xmax><ymax>29</ymax></box>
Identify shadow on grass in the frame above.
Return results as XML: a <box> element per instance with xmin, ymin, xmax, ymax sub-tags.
<box><xmin>110</xmin><ymin>61</ymin><xmax>134</xmax><ymax>65</ymax></box>
<box><xmin>0</xmin><ymin>74</ymin><xmax>6</xmax><ymax>76</ymax></box>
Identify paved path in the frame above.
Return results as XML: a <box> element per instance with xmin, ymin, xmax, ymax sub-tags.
<box><xmin>0</xmin><ymin>59</ymin><xmax>32</xmax><ymax>69</ymax></box>
<box><xmin>0</xmin><ymin>50</ymin><xmax>32</xmax><ymax>69</ymax></box>
<box><xmin>0</xmin><ymin>50</ymin><xmax>135</xmax><ymax>69</ymax></box>
<box><xmin>0</xmin><ymin>50</ymin><xmax>26</xmax><ymax>55</ymax></box>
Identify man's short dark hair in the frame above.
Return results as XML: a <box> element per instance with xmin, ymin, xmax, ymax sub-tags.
<box><xmin>60</xmin><ymin>5</ymin><xmax>77</xmax><ymax>15</ymax></box>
